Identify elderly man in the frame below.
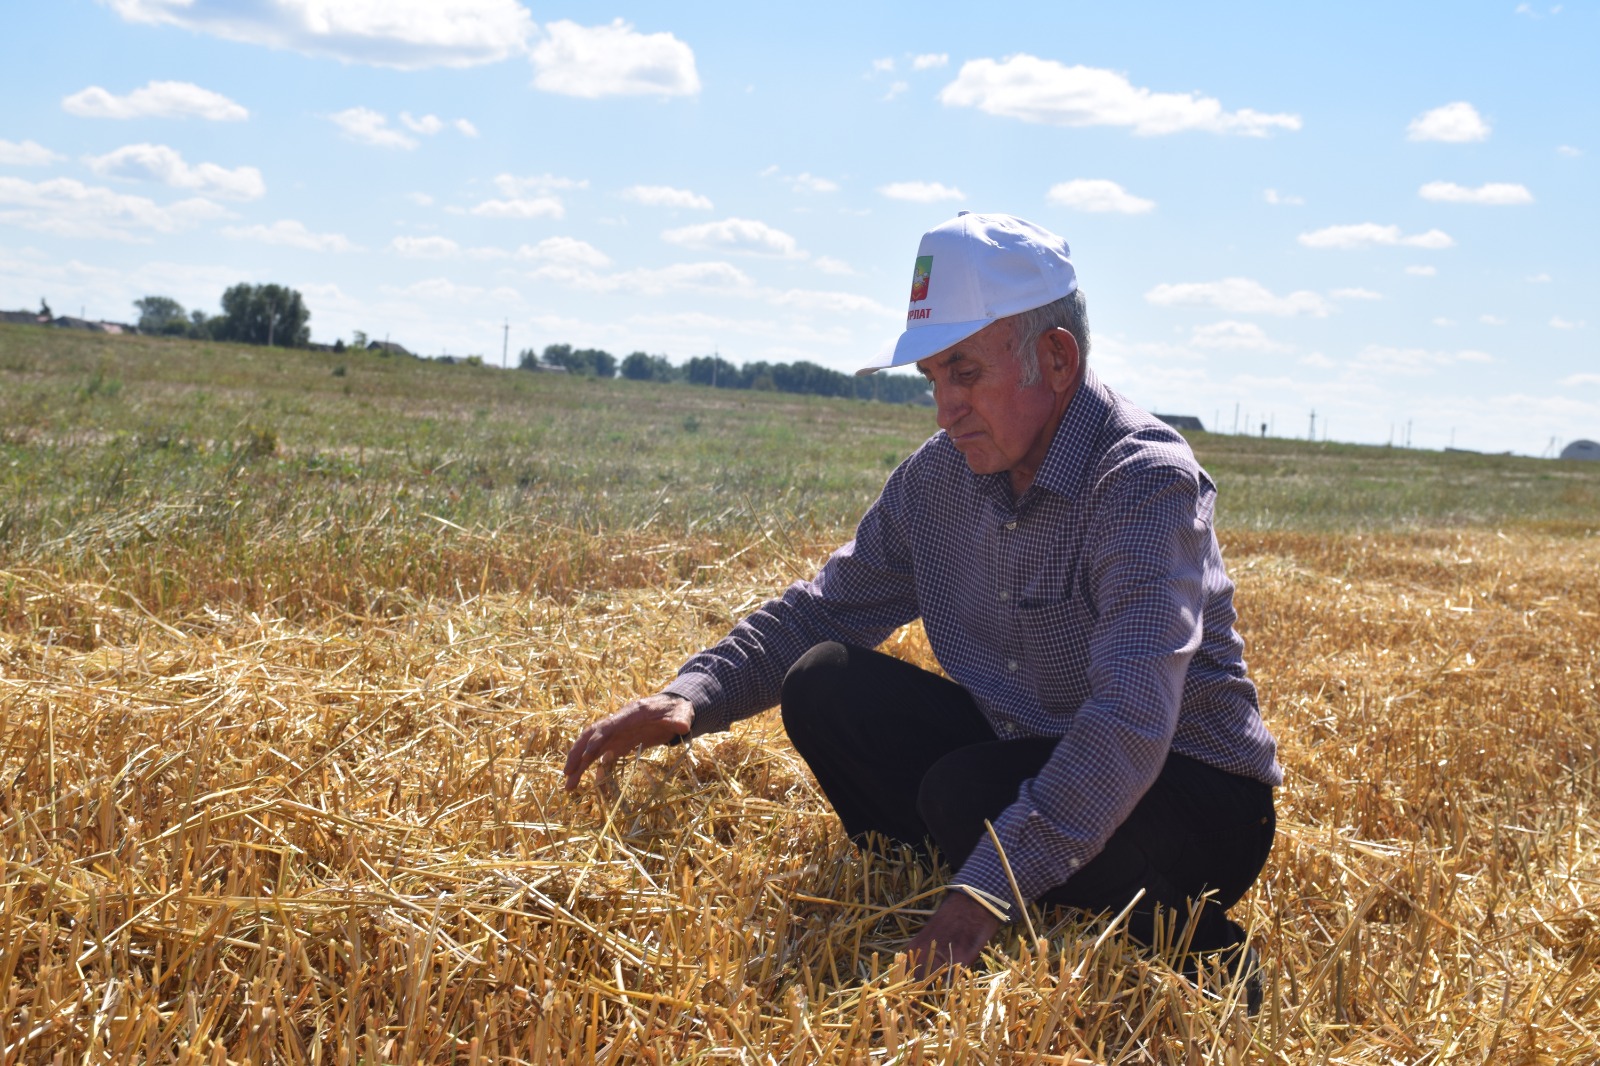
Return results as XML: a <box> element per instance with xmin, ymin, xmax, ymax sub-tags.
<box><xmin>564</xmin><ymin>212</ymin><xmax>1280</xmax><ymax>998</ymax></box>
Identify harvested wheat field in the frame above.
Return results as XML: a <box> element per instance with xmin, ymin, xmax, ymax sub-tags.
<box><xmin>2</xmin><ymin>329</ymin><xmax>1599</xmax><ymax>1063</ymax></box>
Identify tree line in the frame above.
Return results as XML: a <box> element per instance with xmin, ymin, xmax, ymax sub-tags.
<box><xmin>522</xmin><ymin>345</ymin><xmax>930</xmax><ymax>404</ymax></box>
<box><xmin>134</xmin><ymin>283</ymin><xmax>312</xmax><ymax>347</ymax></box>
<box><xmin>128</xmin><ymin>286</ymin><xmax>929</xmax><ymax>404</ymax></box>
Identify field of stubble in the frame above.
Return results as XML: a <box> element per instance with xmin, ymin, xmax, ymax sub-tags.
<box><xmin>1</xmin><ymin>326</ymin><xmax>1597</xmax><ymax>1063</ymax></box>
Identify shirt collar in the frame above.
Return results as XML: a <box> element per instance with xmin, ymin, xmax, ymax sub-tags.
<box><xmin>1020</xmin><ymin>365</ymin><xmax>1112</xmax><ymax>506</ymax></box>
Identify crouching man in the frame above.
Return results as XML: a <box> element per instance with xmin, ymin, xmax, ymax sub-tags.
<box><xmin>564</xmin><ymin>212</ymin><xmax>1280</xmax><ymax>999</ymax></box>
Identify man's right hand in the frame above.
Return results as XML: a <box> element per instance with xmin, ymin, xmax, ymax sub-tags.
<box><xmin>562</xmin><ymin>693</ymin><xmax>695</xmax><ymax>792</ymax></box>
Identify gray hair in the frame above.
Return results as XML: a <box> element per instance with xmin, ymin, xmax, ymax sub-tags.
<box><xmin>1010</xmin><ymin>289</ymin><xmax>1090</xmax><ymax>387</ymax></box>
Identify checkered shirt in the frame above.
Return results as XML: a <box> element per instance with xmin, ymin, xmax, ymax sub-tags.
<box><xmin>665</xmin><ymin>367</ymin><xmax>1282</xmax><ymax>908</ymax></box>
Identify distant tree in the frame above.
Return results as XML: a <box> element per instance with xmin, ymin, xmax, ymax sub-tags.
<box><xmin>187</xmin><ymin>309</ymin><xmax>216</xmax><ymax>340</ymax></box>
<box><xmin>352</xmin><ymin>330</ymin><xmax>368</xmax><ymax>349</ymax></box>
<box><xmin>517</xmin><ymin>347</ymin><xmax>541</xmax><ymax>370</ymax></box>
<box><xmin>684</xmin><ymin>355</ymin><xmax>744</xmax><ymax>389</ymax></box>
<box><xmin>39</xmin><ymin>298</ymin><xmax>51</xmax><ymax>319</ymax></box>
<box><xmin>214</xmin><ymin>283</ymin><xmax>311</xmax><ymax>347</ymax></box>
<box><xmin>541</xmin><ymin>343</ymin><xmax>616</xmax><ymax>377</ymax></box>
<box><xmin>621</xmin><ymin>351</ymin><xmax>677</xmax><ymax>381</ymax></box>
<box><xmin>134</xmin><ymin>295</ymin><xmax>188</xmax><ymax>335</ymax></box>
<box><xmin>332</xmin><ymin>338</ymin><xmax>345</xmax><ymax>353</ymax></box>
<box><xmin>578</xmin><ymin>348</ymin><xmax>616</xmax><ymax>378</ymax></box>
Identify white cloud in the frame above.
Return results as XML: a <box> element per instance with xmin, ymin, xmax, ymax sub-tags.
<box><xmin>1353</xmin><ymin>344</ymin><xmax>1493</xmax><ymax>375</ymax></box>
<box><xmin>470</xmin><ymin>197</ymin><xmax>564</xmax><ymax>220</ymax></box>
<box><xmin>661</xmin><ymin>217</ymin><xmax>803</xmax><ymax>258</ymax></box>
<box><xmin>1046</xmin><ymin>178</ymin><xmax>1155</xmax><ymax>214</ymax></box>
<box><xmin>1419</xmin><ymin>181</ymin><xmax>1533</xmax><ymax>205</ymax></box>
<box><xmin>813</xmin><ymin>256</ymin><xmax>854</xmax><ymax>276</ymax></box>
<box><xmin>938</xmin><ymin>55</ymin><xmax>1300</xmax><ymax>136</ymax></box>
<box><xmin>883</xmin><ymin>81</ymin><xmax>910</xmax><ymax>101</ymax></box>
<box><xmin>1407</xmin><ymin>102</ymin><xmax>1490</xmax><ymax>143</ymax></box>
<box><xmin>0</xmin><ymin>139</ymin><xmax>63</xmax><ymax>166</ymax></box>
<box><xmin>454</xmin><ymin>118</ymin><xmax>479</xmax><ymax>137</ymax></box>
<box><xmin>390</xmin><ymin>235</ymin><xmax>460</xmax><ymax>258</ymax></box>
<box><xmin>1526</xmin><ymin>272</ymin><xmax>1552</xmax><ymax>283</ymax></box>
<box><xmin>879</xmin><ymin>181</ymin><xmax>965</xmax><ymax>203</ymax></box>
<box><xmin>514</xmin><ymin>256</ymin><xmax>894</xmax><ymax>320</ymax></box>
<box><xmin>1557</xmin><ymin>145</ymin><xmax>1582</xmax><ymax>158</ymax></box>
<box><xmin>763</xmin><ymin>168</ymin><xmax>839</xmax><ymax>194</ymax></box>
<box><xmin>400</xmin><ymin>112</ymin><xmax>444</xmax><ymax>135</ymax></box>
<box><xmin>61</xmin><ymin>80</ymin><xmax>247</xmax><ymax>121</ymax></box>
<box><xmin>104</xmin><ymin>0</ymin><xmax>534</xmax><ymax>69</ymax></box>
<box><xmin>388</xmin><ymin>234</ymin><xmax>510</xmax><ymax>260</ymax></box>
<box><xmin>492</xmin><ymin>173</ymin><xmax>587</xmax><ymax>197</ymax></box>
<box><xmin>1300</xmin><ymin>352</ymin><xmax>1336</xmax><ymax>369</ymax></box>
<box><xmin>1407</xmin><ymin>265</ymin><xmax>1438</xmax><ymax>276</ymax></box>
<box><xmin>1562</xmin><ymin>373</ymin><xmax>1600</xmax><ymax>387</ymax></box>
<box><xmin>1264</xmin><ymin>188</ymin><xmax>1304</xmax><ymax>206</ymax></box>
<box><xmin>551</xmin><ymin>260</ymin><xmax>756</xmax><ymax>297</ymax></box>
<box><xmin>789</xmin><ymin>172</ymin><xmax>839</xmax><ymax>194</ymax></box>
<box><xmin>1144</xmin><ymin>277</ymin><xmax>1332</xmax><ymax>316</ymax></box>
<box><xmin>621</xmin><ymin>184</ymin><xmax>713</xmax><ymax>210</ymax></box>
<box><xmin>1331</xmin><ymin>287</ymin><xmax>1382</xmax><ymax>300</ymax></box>
<box><xmin>221</xmin><ymin>219</ymin><xmax>356</xmax><ymax>252</ymax></box>
<box><xmin>531</xmin><ymin>19</ymin><xmax>699</xmax><ymax>98</ymax></box>
<box><xmin>406</xmin><ymin>192</ymin><xmax>435</xmax><ymax>207</ymax></box>
<box><xmin>1189</xmin><ymin>321</ymin><xmax>1292</xmax><ymax>352</ymax></box>
<box><xmin>84</xmin><ymin>143</ymin><xmax>265</xmax><ymax>200</ymax></box>
<box><xmin>329</xmin><ymin>107</ymin><xmax>417</xmax><ymax>149</ymax></box>
<box><xmin>515</xmin><ymin>236</ymin><xmax>611</xmax><ymax>268</ymax></box>
<box><xmin>871</xmin><ymin>57</ymin><xmax>895</xmax><ymax>73</ymax></box>
<box><xmin>1550</xmin><ymin>316</ymin><xmax>1585</xmax><ymax>329</ymax></box>
<box><xmin>0</xmin><ymin>176</ymin><xmax>227</xmax><ymax>241</ymax></box>
<box><xmin>767</xmin><ymin>288</ymin><xmax>894</xmax><ymax>316</ymax></box>
<box><xmin>1433</xmin><ymin>317</ymin><xmax>1457</xmax><ymax>327</ymax></box>
<box><xmin>1298</xmin><ymin>223</ymin><xmax>1454</xmax><ymax>250</ymax></box>
<box><xmin>1480</xmin><ymin>314</ymin><xmax>1507</xmax><ymax>326</ymax></box>
<box><xmin>912</xmin><ymin>53</ymin><xmax>949</xmax><ymax>70</ymax></box>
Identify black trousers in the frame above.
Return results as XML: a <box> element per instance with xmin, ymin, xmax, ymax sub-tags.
<box><xmin>780</xmin><ymin>642</ymin><xmax>1275</xmax><ymax>954</ymax></box>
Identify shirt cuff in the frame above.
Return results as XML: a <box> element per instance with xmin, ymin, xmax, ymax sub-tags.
<box><xmin>952</xmin><ymin>806</ymin><xmax>1081</xmax><ymax>911</ymax></box>
<box><xmin>661</xmin><ymin>671</ymin><xmax>728</xmax><ymax>739</ymax></box>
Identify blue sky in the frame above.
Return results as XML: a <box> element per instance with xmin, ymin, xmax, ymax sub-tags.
<box><xmin>2</xmin><ymin>0</ymin><xmax>1594</xmax><ymax>455</ymax></box>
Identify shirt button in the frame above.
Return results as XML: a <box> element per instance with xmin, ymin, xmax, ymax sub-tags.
<box><xmin>998</xmin><ymin>590</ymin><xmax>1010</xmax><ymax>602</ymax></box>
<box><xmin>1004</xmin><ymin>521</ymin><xmax>1018</xmax><ymax>531</ymax></box>
<box><xmin>1006</xmin><ymin>660</ymin><xmax>1019</xmax><ymax>672</ymax></box>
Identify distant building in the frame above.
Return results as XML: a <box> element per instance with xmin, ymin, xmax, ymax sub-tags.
<box><xmin>0</xmin><ymin>309</ymin><xmax>45</xmax><ymax>325</ymax></box>
<box><xmin>1154</xmin><ymin>414</ymin><xmax>1206</xmax><ymax>433</ymax></box>
<box><xmin>1560</xmin><ymin>439</ymin><xmax>1600</xmax><ymax>461</ymax></box>
<box><xmin>366</xmin><ymin>340</ymin><xmax>413</xmax><ymax>357</ymax></box>
<box><xmin>48</xmin><ymin>316</ymin><xmax>106</xmax><ymax>332</ymax></box>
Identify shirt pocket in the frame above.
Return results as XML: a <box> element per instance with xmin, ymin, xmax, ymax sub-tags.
<box><xmin>1017</xmin><ymin>598</ymin><xmax>1092</xmax><ymax>715</ymax></box>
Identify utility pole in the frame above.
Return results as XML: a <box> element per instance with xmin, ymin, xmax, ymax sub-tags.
<box><xmin>502</xmin><ymin>318</ymin><xmax>509</xmax><ymax>368</ymax></box>
<box><xmin>1233</xmin><ymin>403</ymin><xmax>1240</xmax><ymax>435</ymax></box>
<box><xmin>1406</xmin><ymin>420</ymin><xmax>1412</xmax><ymax>448</ymax></box>
<box><xmin>1308</xmin><ymin>409</ymin><xmax>1316</xmax><ymax>441</ymax></box>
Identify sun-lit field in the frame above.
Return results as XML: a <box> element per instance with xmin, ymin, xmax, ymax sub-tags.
<box><xmin>3</xmin><ymin>326</ymin><xmax>1598</xmax><ymax>1063</ymax></box>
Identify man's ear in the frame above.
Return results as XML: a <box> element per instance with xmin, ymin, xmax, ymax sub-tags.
<box><xmin>1037</xmin><ymin>327</ymin><xmax>1081</xmax><ymax>393</ymax></box>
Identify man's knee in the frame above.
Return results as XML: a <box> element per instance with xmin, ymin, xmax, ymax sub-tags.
<box><xmin>779</xmin><ymin>641</ymin><xmax>851</xmax><ymax>742</ymax></box>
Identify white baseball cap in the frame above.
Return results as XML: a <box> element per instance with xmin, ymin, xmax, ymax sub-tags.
<box><xmin>858</xmin><ymin>211</ymin><xmax>1077</xmax><ymax>375</ymax></box>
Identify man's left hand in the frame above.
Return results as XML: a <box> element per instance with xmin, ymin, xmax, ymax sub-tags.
<box><xmin>903</xmin><ymin>891</ymin><xmax>1003</xmax><ymax>979</ymax></box>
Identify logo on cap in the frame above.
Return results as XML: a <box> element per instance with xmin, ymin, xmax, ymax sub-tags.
<box><xmin>909</xmin><ymin>255</ymin><xmax>932</xmax><ymax>303</ymax></box>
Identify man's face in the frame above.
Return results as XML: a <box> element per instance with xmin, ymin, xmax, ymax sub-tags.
<box><xmin>916</xmin><ymin>319</ymin><xmax>1070</xmax><ymax>491</ymax></box>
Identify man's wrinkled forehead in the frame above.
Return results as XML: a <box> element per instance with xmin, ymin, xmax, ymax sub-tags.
<box><xmin>915</xmin><ymin>349</ymin><xmax>970</xmax><ymax>378</ymax></box>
